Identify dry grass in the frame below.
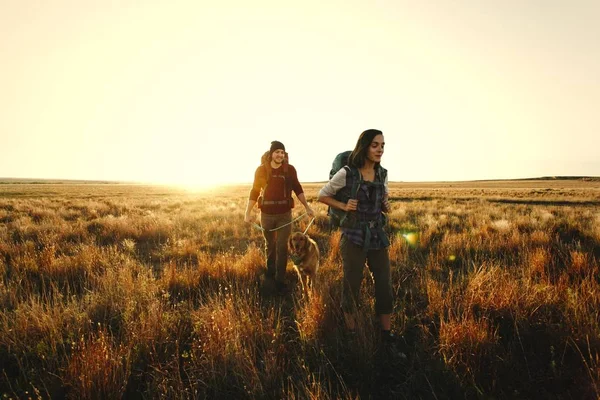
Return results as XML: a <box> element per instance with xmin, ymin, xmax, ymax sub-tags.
<box><xmin>0</xmin><ymin>179</ymin><xmax>599</xmax><ymax>399</ymax></box>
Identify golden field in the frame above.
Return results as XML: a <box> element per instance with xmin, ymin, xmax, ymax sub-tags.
<box><xmin>1</xmin><ymin>179</ymin><xmax>599</xmax><ymax>399</ymax></box>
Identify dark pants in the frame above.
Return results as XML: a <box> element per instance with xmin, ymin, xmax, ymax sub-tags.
<box><xmin>340</xmin><ymin>235</ymin><xmax>393</xmax><ymax>315</ymax></box>
<box><xmin>261</xmin><ymin>211</ymin><xmax>292</xmax><ymax>283</ymax></box>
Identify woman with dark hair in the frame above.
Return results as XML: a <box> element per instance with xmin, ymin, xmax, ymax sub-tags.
<box><xmin>245</xmin><ymin>141</ymin><xmax>315</xmax><ymax>294</ymax></box>
<box><xmin>318</xmin><ymin>129</ymin><xmax>397</xmax><ymax>345</ymax></box>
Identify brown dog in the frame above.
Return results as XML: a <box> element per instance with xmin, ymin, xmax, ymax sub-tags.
<box><xmin>288</xmin><ymin>231</ymin><xmax>320</xmax><ymax>299</ymax></box>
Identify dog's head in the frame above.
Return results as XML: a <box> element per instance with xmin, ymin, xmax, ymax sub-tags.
<box><xmin>288</xmin><ymin>232</ymin><xmax>309</xmax><ymax>256</ymax></box>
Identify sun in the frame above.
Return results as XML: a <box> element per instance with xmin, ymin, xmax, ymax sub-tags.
<box><xmin>175</xmin><ymin>182</ymin><xmax>227</xmax><ymax>193</ymax></box>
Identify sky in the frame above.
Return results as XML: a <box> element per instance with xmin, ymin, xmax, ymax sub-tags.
<box><xmin>2</xmin><ymin>0</ymin><xmax>599</xmax><ymax>186</ymax></box>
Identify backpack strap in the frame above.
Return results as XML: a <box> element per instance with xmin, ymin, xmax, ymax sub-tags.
<box><xmin>345</xmin><ymin>166</ymin><xmax>361</xmax><ymax>199</ymax></box>
<box><xmin>257</xmin><ymin>164</ymin><xmax>268</xmax><ymax>208</ymax></box>
<box><xmin>258</xmin><ymin>163</ymin><xmax>293</xmax><ymax>208</ymax></box>
<box><xmin>336</xmin><ymin>166</ymin><xmax>361</xmax><ymax>227</ymax></box>
<box><xmin>283</xmin><ymin>163</ymin><xmax>290</xmax><ymax>200</ymax></box>
<box><xmin>376</xmin><ymin>166</ymin><xmax>387</xmax><ymax>185</ymax></box>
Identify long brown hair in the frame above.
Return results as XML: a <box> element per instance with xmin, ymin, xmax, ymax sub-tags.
<box><xmin>348</xmin><ymin>129</ymin><xmax>383</xmax><ymax>168</ymax></box>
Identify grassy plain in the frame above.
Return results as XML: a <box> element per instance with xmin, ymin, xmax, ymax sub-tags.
<box><xmin>0</xmin><ymin>179</ymin><xmax>599</xmax><ymax>399</ymax></box>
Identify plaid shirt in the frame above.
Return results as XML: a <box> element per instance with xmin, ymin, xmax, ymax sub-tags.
<box><xmin>341</xmin><ymin>173</ymin><xmax>389</xmax><ymax>250</ymax></box>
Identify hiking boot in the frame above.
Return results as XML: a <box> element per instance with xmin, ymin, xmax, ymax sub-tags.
<box><xmin>342</xmin><ymin>328</ymin><xmax>357</xmax><ymax>341</ymax></box>
<box><xmin>381</xmin><ymin>331</ymin><xmax>408</xmax><ymax>360</ymax></box>
<box><xmin>265</xmin><ymin>270</ymin><xmax>276</xmax><ymax>281</ymax></box>
<box><xmin>275</xmin><ymin>281</ymin><xmax>290</xmax><ymax>295</ymax></box>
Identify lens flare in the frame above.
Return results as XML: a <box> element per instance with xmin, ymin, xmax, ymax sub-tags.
<box><xmin>399</xmin><ymin>232</ymin><xmax>419</xmax><ymax>247</ymax></box>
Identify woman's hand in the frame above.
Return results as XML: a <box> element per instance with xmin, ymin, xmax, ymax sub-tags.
<box><xmin>382</xmin><ymin>198</ymin><xmax>390</xmax><ymax>213</ymax></box>
<box><xmin>345</xmin><ymin>199</ymin><xmax>358</xmax><ymax>212</ymax></box>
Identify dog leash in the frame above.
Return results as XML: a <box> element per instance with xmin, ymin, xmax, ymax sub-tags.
<box><xmin>252</xmin><ymin>212</ymin><xmax>308</xmax><ymax>232</ymax></box>
<box><xmin>303</xmin><ymin>217</ymin><xmax>315</xmax><ymax>234</ymax></box>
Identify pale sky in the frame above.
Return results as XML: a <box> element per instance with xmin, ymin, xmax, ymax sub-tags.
<box><xmin>2</xmin><ymin>0</ymin><xmax>599</xmax><ymax>186</ymax></box>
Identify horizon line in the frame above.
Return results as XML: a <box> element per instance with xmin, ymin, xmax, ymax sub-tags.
<box><xmin>2</xmin><ymin>175</ymin><xmax>600</xmax><ymax>185</ymax></box>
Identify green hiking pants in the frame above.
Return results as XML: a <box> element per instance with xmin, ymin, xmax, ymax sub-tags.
<box><xmin>340</xmin><ymin>235</ymin><xmax>393</xmax><ymax>315</ymax></box>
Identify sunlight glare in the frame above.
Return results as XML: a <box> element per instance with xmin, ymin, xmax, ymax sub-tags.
<box><xmin>400</xmin><ymin>232</ymin><xmax>420</xmax><ymax>248</ymax></box>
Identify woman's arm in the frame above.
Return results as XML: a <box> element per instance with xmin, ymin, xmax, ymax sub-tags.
<box><xmin>318</xmin><ymin>194</ymin><xmax>357</xmax><ymax>212</ymax></box>
<box><xmin>382</xmin><ymin>172</ymin><xmax>389</xmax><ymax>212</ymax></box>
<box><xmin>317</xmin><ymin>168</ymin><xmax>357</xmax><ymax>211</ymax></box>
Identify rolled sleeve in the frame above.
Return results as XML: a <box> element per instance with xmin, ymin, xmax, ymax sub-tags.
<box><xmin>384</xmin><ymin>174</ymin><xmax>388</xmax><ymax>195</ymax></box>
<box><xmin>318</xmin><ymin>168</ymin><xmax>347</xmax><ymax>197</ymax></box>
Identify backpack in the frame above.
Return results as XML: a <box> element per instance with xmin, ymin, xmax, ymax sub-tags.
<box><xmin>327</xmin><ymin>151</ymin><xmax>387</xmax><ymax>229</ymax></box>
<box><xmin>327</xmin><ymin>151</ymin><xmax>358</xmax><ymax>229</ymax></box>
<box><xmin>257</xmin><ymin>151</ymin><xmax>294</xmax><ymax>209</ymax></box>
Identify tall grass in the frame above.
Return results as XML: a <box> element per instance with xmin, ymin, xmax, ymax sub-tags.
<box><xmin>0</xmin><ymin>181</ymin><xmax>599</xmax><ymax>399</ymax></box>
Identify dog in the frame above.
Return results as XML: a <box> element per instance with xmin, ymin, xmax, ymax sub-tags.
<box><xmin>288</xmin><ymin>231</ymin><xmax>320</xmax><ymax>299</ymax></box>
